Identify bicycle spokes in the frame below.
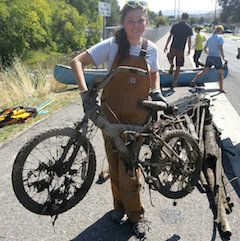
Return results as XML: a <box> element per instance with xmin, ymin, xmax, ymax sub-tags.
<box><xmin>12</xmin><ymin>129</ymin><xmax>96</xmax><ymax>217</ymax></box>
<box><xmin>150</xmin><ymin>130</ymin><xmax>202</xmax><ymax>199</ymax></box>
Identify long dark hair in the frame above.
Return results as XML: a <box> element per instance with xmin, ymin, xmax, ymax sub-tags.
<box><xmin>115</xmin><ymin>5</ymin><xmax>147</xmax><ymax>63</ymax></box>
<box><xmin>115</xmin><ymin>28</ymin><xmax>129</xmax><ymax>63</ymax></box>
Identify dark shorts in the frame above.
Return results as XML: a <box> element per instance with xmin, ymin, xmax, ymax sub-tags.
<box><xmin>193</xmin><ymin>50</ymin><xmax>202</xmax><ymax>61</ymax></box>
<box><xmin>167</xmin><ymin>48</ymin><xmax>184</xmax><ymax>67</ymax></box>
<box><xmin>205</xmin><ymin>56</ymin><xmax>222</xmax><ymax>69</ymax></box>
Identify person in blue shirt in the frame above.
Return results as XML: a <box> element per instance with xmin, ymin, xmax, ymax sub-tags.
<box><xmin>190</xmin><ymin>25</ymin><xmax>228</xmax><ymax>92</ymax></box>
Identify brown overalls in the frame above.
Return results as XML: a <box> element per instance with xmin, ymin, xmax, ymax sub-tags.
<box><xmin>101</xmin><ymin>40</ymin><xmax>151</xmax><ymax>223</ymax></box>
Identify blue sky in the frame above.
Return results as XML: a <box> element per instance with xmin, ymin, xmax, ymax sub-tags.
<box><xmin>117</xmin><ymin>0</ymin><xmax>219</xmax><ymax>14</ymax></box>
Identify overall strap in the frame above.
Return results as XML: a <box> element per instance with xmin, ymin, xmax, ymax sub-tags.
<box><xmin>139</xmin><ymin>39</ymin><xmax>148</xmax><ymax>57</ymax></box>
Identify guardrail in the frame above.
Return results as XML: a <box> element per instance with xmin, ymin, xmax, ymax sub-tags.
<box><xmin>143</xmin><ymin>25</ymin><xmax>170</xmax><ymax>42</ymax></box>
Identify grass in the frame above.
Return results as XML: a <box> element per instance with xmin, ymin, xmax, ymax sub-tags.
<box><xmin>0</xmin><ymin>58</ymin><xmax>79</xmax><ymax>144</ymax></box>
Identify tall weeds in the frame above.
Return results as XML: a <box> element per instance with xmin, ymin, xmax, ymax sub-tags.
<box><xmin>0</xmin><ymin>58</ymin><xmax>65</xmax><ymax>109</ymax></box>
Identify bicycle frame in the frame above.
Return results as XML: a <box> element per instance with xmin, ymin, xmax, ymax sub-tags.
<box><xmin>86</xmin><ymin>68</ymin><xmax>167</xmax><ymax>142</ymax></box>
<box><xmin>11</xmin><ymin>66</ymin><xmax>203</xmax><ymax>222</ymax></box>
<box><xmin>72</xmin><ymin>66</ymin><xmax>201</xmax><ymax>183</ymax></box>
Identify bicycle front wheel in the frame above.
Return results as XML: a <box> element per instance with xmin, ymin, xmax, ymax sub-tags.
<box><xmin>152</xmin><ymin>130</ymin><xmax>202</xmax><ymax>199</ymax></box>
<box><xmin>12</xmin><ymin>127</ymin><xmax>96</xmax><ymax>215</ymax></box>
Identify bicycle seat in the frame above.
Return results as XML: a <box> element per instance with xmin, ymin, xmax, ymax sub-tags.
<box><xmin>140</xmin><ymin>100</ymin><xmax>168</xmax><ymax>111</ymax></box>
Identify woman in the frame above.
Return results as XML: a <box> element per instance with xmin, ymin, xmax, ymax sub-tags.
<box><xmin>192</xmin><ymin>26</ymin><xmax>206</xmax><ymax>67</ymax></box>
<box><xmin>71</xmin><ymin>1</ymin><xmax>165</xmax><ymax>238</ymax></box>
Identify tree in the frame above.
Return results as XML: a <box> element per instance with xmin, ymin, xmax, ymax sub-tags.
<box><xmin>155</xmin><ymin>16</ymin><xmax>169</xmax><ymax>27</ymax></box>
<box><xmin>0</xmin><ymin>0</ymin><xmax>101</xmax><ymax>66</ymax></box>
<box><xmin>66</xmin><ymin>0</ymin><xmax>104</xmax><ymax>47</ymax></box>
<box><xmin>0</xmin><ymin>0</ymin><xmax>51</xmax><ymax>65</ymax></box>
<box><xmin>0</xmin><ymin>0</ymin><xmax>129</xmax><ymax>66</ymax></box>
<box><xmin>219</xmin><ymin>0</ymin><xmax>240</xmax><ymax>22</ymax></box>
<box><xmin>148</xmin><ymin>10</ymin><xmax>158</xmax><ymax>26</ymax></box>
<box><xmin>189</xmin><ymin>17</ymin><xmax>197</xmax><ymax>26</ymax></box>
<box><xmin>198</xmin><ymin>17</ymin><xmax>205</xmax><ymax>25</ymax></box>
<box><xmin>50</xmin><ymin>1</ymin><xmax>88</xmax><ymax>53</ymax></box>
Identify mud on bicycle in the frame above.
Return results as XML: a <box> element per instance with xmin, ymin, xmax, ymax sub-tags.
<box><xmin>12</xmin><ymin>66</ymin><xmax>203</xmax><ymax>218</ymax></box>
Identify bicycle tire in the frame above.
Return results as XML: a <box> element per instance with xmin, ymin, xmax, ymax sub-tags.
<box><xmin>152</xmin><ymin>130</ymin><xmax>202</xmax><ymax>199</ymax></box>
<box><xmin>12</xmin><ymin>127</ymin><xmax>96</xmax><ymax>215</ymax></box>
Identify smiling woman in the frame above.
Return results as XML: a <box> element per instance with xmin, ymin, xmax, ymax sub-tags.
<box><xmin>70</xmin><ymin>0</ymin><xmax>167</xmax><ymax>238</ymax></box>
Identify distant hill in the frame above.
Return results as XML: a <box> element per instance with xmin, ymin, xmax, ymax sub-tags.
<box><xmin>162</xmin><ymin>8</ymin><xmax>222</xmax><ymax>17</ymax></box>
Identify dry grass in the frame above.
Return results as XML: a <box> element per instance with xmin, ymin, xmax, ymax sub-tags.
<box><xmin>0</xmin><ymin>58</ymin><xmax>79</xmax><ymax>144</ymax></box>
<box><xmin>0</xmin><ymin>58</ymin><xmax>70</xmax><ymax>108</ymax></box>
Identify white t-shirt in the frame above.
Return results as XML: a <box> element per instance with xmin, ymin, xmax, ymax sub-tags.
<box><xmin>87</xmin><ymin>37</ymin><xmax>160</xmax><ymax>73</ymax></box>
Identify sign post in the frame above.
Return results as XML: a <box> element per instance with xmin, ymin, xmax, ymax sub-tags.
<box><xmin>98</xmin><ymin>1</ymin><xmax>111</xmax><ymax>40</ymax></box>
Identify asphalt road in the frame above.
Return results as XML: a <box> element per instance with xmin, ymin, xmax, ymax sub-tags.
<box><xmin>0</xmin><ymin>33</ymin><xmax>240</xmax><ymax>241</ymax></box>
<box><xmin>1</xmin><ymin>99</ymin><xmax>240</xmax><ymax>241</ymax></box>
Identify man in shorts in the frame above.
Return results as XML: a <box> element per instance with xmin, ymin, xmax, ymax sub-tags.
<box><xmin>190</xmin><ymin>25</ymin><xmax>228</xmax><ymax>92</ymax></box>
<box><xmin>164</xmin><ymin>12</ymin><xmax>193</xmax><ymax>87</ymax></box>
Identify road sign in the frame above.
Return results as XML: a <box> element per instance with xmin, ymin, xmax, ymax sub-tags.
<box><xmin>98</xmin><ymin>1</ymin><xmax>111</xmax><ymax>17</ymax></box>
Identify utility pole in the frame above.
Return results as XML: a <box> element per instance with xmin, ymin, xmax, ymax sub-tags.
<box><xmin>177</xmin><ymin>0</ymin><xmax>180</xmax><ymax>20</ymax></box>
<box><xmin>214</xmin><ymin>0</ymin><xmax>217</xmax><ymax>25</ymax></box>
<box><xmin>174</xmin><ymin>0</ymin><xmax>177</xmax><ymax>20</ymax></box>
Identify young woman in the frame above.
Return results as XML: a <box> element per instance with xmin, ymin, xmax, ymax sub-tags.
<box><xmin>192</xmin><ymin>26</ymin><xmax>206</xmax><ymax>67</ymax></box>
<box><xmin>71</xmin><ymin>1</ymin><xmax>165</xmax><ymax>238</ymax></box>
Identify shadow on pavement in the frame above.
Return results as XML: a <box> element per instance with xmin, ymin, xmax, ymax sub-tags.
<box><xmin>222</xmin><ymin>138</ymin><xmax>240</xmax><ymax>198</ymax></box>
<box><xmin>71</xmin><ymin>211</ymin><xmax>135</xmax><ymax>241</ymax></box>
<box><xmin>165</xmin><ymin>234</ymin><xmax>181</xmax><ymax>241</ymax></box>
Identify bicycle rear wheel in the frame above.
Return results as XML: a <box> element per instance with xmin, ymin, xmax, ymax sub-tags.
<box><xmin>12</xmin><ymin>127</ymin><xmax>96</xmax><ymax>215</ymax></box>
<box><xmin>152</xmin><ymin>130</ymin><xmax>202</xmax><ymax>199</ymax></box>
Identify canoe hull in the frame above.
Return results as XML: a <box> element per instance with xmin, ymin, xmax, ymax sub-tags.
<box><xmin>53</xmin><ymin>64</ymin><xmax>228</xmax><ymax>87</ymax></box>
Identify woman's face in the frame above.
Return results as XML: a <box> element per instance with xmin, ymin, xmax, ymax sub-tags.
<box><xmin>123</xmin><ymin>8</ymin><xmax>147</xmax><ymax>43</ymax></box>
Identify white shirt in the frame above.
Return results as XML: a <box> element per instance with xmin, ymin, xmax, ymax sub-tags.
<box><xmin>87</xmin><ymin>37</ymin><xmax>160</xmax><ymax>73</ymax></box>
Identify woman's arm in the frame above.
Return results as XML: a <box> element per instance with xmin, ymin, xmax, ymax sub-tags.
<box><xmin>70</xmin><ymin>51</ymin><xmax>95</xmax><ymax>92</ymax></box>
<box><xmin>149</xmin><ymin>71</ymin><xmax>167</xmax><ymax>103</ymax></box>
<box><xmin>219</xmin><ymin>45</ymin><xmax>228</xmax><ymax>64</ymax></box>
<box><xmin>150</xmin><ymin>71</ymin><xmax>160</xmax><ymax>91</ymax></box>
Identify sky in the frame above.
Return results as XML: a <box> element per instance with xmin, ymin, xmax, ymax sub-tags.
<box><xmin>117</xmin><ymin>0</ymin><xmax>220</xmax><ymax>15</ymax></box>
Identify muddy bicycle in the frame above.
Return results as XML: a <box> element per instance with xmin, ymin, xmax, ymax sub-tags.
<box><xmin>12</xmin><ymin>66</ymin><xmax>202</xmax><ymax>217</ymax></box>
